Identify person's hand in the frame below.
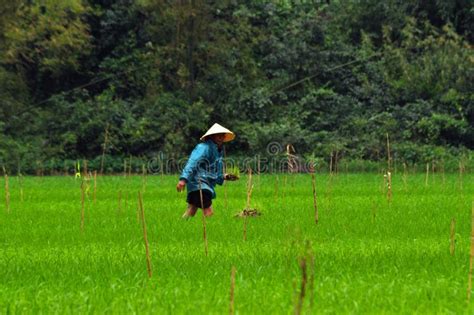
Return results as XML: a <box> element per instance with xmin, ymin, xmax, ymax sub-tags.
<box><xmin>225</xmin><ymin>174</ymin><xmax>239</xmax><ymax>181</ymax></box>
<box><xmin>176</xmin><ymin>180</ymin><xmax>186</xmax><ymax>192</ymax></box>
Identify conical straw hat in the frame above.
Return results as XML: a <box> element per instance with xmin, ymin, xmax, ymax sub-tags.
<box><xmin>200</xmin><ymin>123</ymin><xmax>235</xmax><ymax>142</ymax></box>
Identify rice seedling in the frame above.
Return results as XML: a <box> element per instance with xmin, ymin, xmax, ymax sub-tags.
<box><xmin>100</xmin><ymin>123</ymin><xmax>110</xmax><ymax>175</ymax></box>
<box><xmin>4</xmin><ymin>172</ymin><xmax>10</xmax><ymax>213</ymax></box>
<box><xmin>1</xmin><ymin>173</ymin><xmax>473</xmax><ymax>314</ymax></box>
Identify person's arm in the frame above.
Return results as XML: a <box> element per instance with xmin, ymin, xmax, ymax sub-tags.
<box><xmin>177</xmin><ymin>144</ymin><xmax>208</xmax><ymax>191</ymax></box>
<box><xmin>215</xmin><ymin>157</ymin><xmax>225</xmax><ymax>185</ymax></box>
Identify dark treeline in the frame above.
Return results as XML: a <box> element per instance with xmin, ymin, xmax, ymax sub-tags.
<box><xmin>0</xmin><ymin>0</ymin><xmax>472</xmax><ymax>174</ymax></box>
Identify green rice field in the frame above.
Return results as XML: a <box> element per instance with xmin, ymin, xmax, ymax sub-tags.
<box><xmin>1</xmin><ymin>172</ymin><xmax>473</xmax><ymax>314</ymax></box>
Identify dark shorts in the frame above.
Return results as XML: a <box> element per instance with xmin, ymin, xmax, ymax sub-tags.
<box><xmin>187</xmin><ymin>189</ymin><xmax>212</xmax><ymax>208</ymax></box>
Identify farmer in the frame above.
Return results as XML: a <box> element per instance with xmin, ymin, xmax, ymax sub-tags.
<box><xmin>176</xmin><ymin>123</ymin><xmax>237</xmax><ymax>218</ymax></box>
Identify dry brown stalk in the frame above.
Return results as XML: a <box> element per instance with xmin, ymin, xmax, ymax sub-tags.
<box><xmin>387</xmin><ymin>171</ymin><xmax>393</xmax><ymax>204</ymax></box>
<box><xmin>257</xmin><ymin>155</ymin><xmax>261</xmax><ymax>184</ymax></box>
<box><xmin>287</xmin><ymin>144</ymin><xmax>297</xmax><ymax>173</ymax></box>
<box><xmin>5</xmin><ymin>173</ymin><xmax>10</xmax><ymax>213</ymax></box>
<box><xmin>93</xmin><ymin>171</ymin><xmax>97</xmax><ymax>203</ymax></box>
<box><xmin>138</xmin><ymin>191</ymin><xmax>152</xmax><ymax>278</ymax></box>
<box><xmin>141</xmin><ymin>164</ymin><xmax>147</xmax><ymax>193</ymax></box>
<box><xmin>198</xmin><ymin>180</ymin><xmax>208</xmax><ymax>256</ymax></box>
<box><xmin>425</xmin><ymin>162</ymin><xmax>429</xmax><ymax>186</ymax></box>
<box><xmin>441</xmin><ymin>161</ymin><xmax>446</xmax><ymax>186</ymax></box>
<box><xmin>382</xmin><ymin>170</ymin><xmax>386</xmax><ymax>195</ymax></box>
<box><xmin>467</xmin><ymin>201</ymin><xmax>474</xmax><ymax>302</ymax></box>
<box><xmin>83</xmin><ymin>159</ymin><xmax>88</xmax><ymax>176</ymax></box>
<box><xmin>100</xmin><ymin>123</ymin><xmax>109</xmax><ymax>175</ymax></box>
<box><xmin>229</xmin><ymin>266</ymin><xmax>236</xmax><ymax>315</ymax></box>
<box><xmin>329</xmin><ymin>151</ymin><xmax>333</xmax><ymax>175</ymax></box>
<box><xmin>123</xmin><ymin>159</ymin><xmax>127</xmax><ymax>177</ymax></box>
<box><xmin>311</xmin><ymin>171</ymin><xmax>318</xmax><ymax>225</ymax></box>
<box><xmin>246</xmin><ymin>168</ymin><xmax>253</xmax><ymax>210</ymax></box>
<box><xmin>223</xmin><ymin>146</ymin><xmax>228</xmax><ymax>211</ymax></box>
<box><xmin>128</xmin><ymin>155</ymin><xmax>132</xmax><ymax>177</ymax></box>
<box><xmin>450</xmin><ymin>218</ymin><xmax>456</xmax><ymax>256</ymax></box>
<box><xmin>386</xmin><ymin>133</ymin><xmax>391</xmax><ymax>172</ymax></box>
<box><xmin>274</xmin><ymin>175</ymin><xmax>279</xmax><ymax>201</ymax></box>
<box><xmin>295</xmin><ymin>257</ymin><xmax>307</xmax><ymax>315</ymax></box>
<box><xmin>459</xmin><ymin>159</ymin><xmax>465</xmax><ymax>191</ymax></box>
<box><xmin>19</xmin><ymin>173</ymin><xmax>24</xmax><ymax>202</ymax></box>
<box><xmin>244</xmin><ymin>168</ymin><xmax>254</xmax><ymax>242</ymax></box>
<box><xmin>80</xmin><ymin>180</ymin><xmax>85</xmax><ymax>232</ymax></box>
<box><xmin>403</xmin><ymin>162</ymin><xmax>408</xmax><ymax>190</ymax></box>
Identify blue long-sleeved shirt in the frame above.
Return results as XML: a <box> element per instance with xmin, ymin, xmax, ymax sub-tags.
<box><xmin>179</xmin><ymin>139</ymin><xmax>224</xmax><ymax>198</ymax></box>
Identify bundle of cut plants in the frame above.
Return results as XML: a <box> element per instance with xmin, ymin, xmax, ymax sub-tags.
<box><xmin>234</xmin><ymin>167</ymin><xmax>262</xmax><ymax>218</ymax></box>
<box><xmin>225</xmin><ymin>166</ymin><xmax>240</xmax><ymax>181</ymax></box>
<box><xmin>234</xmin><ymin>208</ymin><xmax>262</xmax><ymax>218</ymax></box>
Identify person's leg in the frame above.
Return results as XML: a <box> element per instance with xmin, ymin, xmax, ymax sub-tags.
<box><xmin>203</xmin><ymin>206</ymin><xmax>214</xmax><ymax>217</ymax></box>
<box><xmin>182</xmin><ymin>203</ymin><xmax>198</xmax><ymax>218</ymax></box>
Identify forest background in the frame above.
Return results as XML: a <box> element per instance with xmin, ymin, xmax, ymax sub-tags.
<box><xmin>0</xmin><ymin>0</ymin><xmax>472</xmax><ymax>174</ymax></box>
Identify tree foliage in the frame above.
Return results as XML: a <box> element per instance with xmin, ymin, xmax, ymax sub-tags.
<box><xmin>0</xmin><ymin>0</ymin><xmax>472</xmax><ymax>173</ymax></box>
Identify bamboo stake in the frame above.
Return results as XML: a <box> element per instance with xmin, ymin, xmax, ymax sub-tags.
<box><xmin>402</xmin><ymin>162</ymin><xmax>408</xmax><ymax>190</ymax></box>
<box><xmin>387</xmin><ymin>171</ymin><xmax>392</xmax><ymax>204</ymax></box>
<box><xmin>425</xmin><ymin>162</ymin><xmax>429</xmax><ymax>187</ymax></box>
<box><xmin>450</xmin><ymin>218</ymin><xmax>456</xmax><ymax>256</ymax></box>
<box><xmin>141</xmin><ymin>163</ymin><xmax>147</xmax><ymax>193</ymax></box>
<box><xmin>83</xmin><ymin>159</ymin><xmax>88</xmax><ymax>176</ymax></box>
<box><xmin>467</xmin><ymin>202</ymin><xmax>474</xmax><ymax>303</ymax></box>
<box><xmin>80</xmin><ymin>180</ymin><xmax>85</xmax><ymax>232</ymax></box>
<box><xmin>198</xmin><ymin>180</ymin><xmax>208</xmax><ymax>256</ymax></box>
<box><xmin>386</xmin><ymin>133</ymin><xmax>391</xmax><ymax>172</ymax></box>
<box><xmin>257</xmin><ymin>155</ymin><xmax>261</xmax><ymax>185</ymax></box>
<box><xmin>4</xmin><ymin>173</ymin><xmax>10</xmax><ymax>213</ymax></box>
<box><xmin>274</xmin><ymin>175</ymin><xmax>279</xmax><ymax>202</ymax></box>
<box><xmin>19</xmin><ymin>173</ymin><xmax>24</xmax><ymax>202</ymax></box>
<box><xmin>223</xmin><ymin>146</ymin><xmax>228</xmax><ymax>211</ymax></box>
<box><xmin>244</xmin><ymin>168</ymin><xmax>253</xmax><ymax>242</ymax></box>
<box><xmin>138</xmin><ymin>191</ymin><xmax>152</xmax><ymax>278</ymax></box>
<box><xmin>229</xmin><ymin>266</ymin><xmax>236</xmax><ymax>315</ymax></box>
<box><xmin>93</xmin><ymin>170</ymin><xmax>97</xmax><ymax>203</ymax></box>
<box><xmin>100</xmin><ymin>123</ymin><xmax>109</xmax><ymax>175</ymax></box>
<box><xmin>329</xmin><ymin>151</ymin><xmax>333</xmax><ymax>175</ymax></box>
<box><xmin>311</xmin><ymin>171</ymin><xmax>318</xmax><ymax>225</ymax></box>
<box><xmin>295</xmin><ymin>257</ymin><xmax>307</xmax><ymax>315</ymax></box>
<box><xmin>441</xmin><ymin>161</ymin><xmax>446</xmax><ymax>186</ymax></box>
